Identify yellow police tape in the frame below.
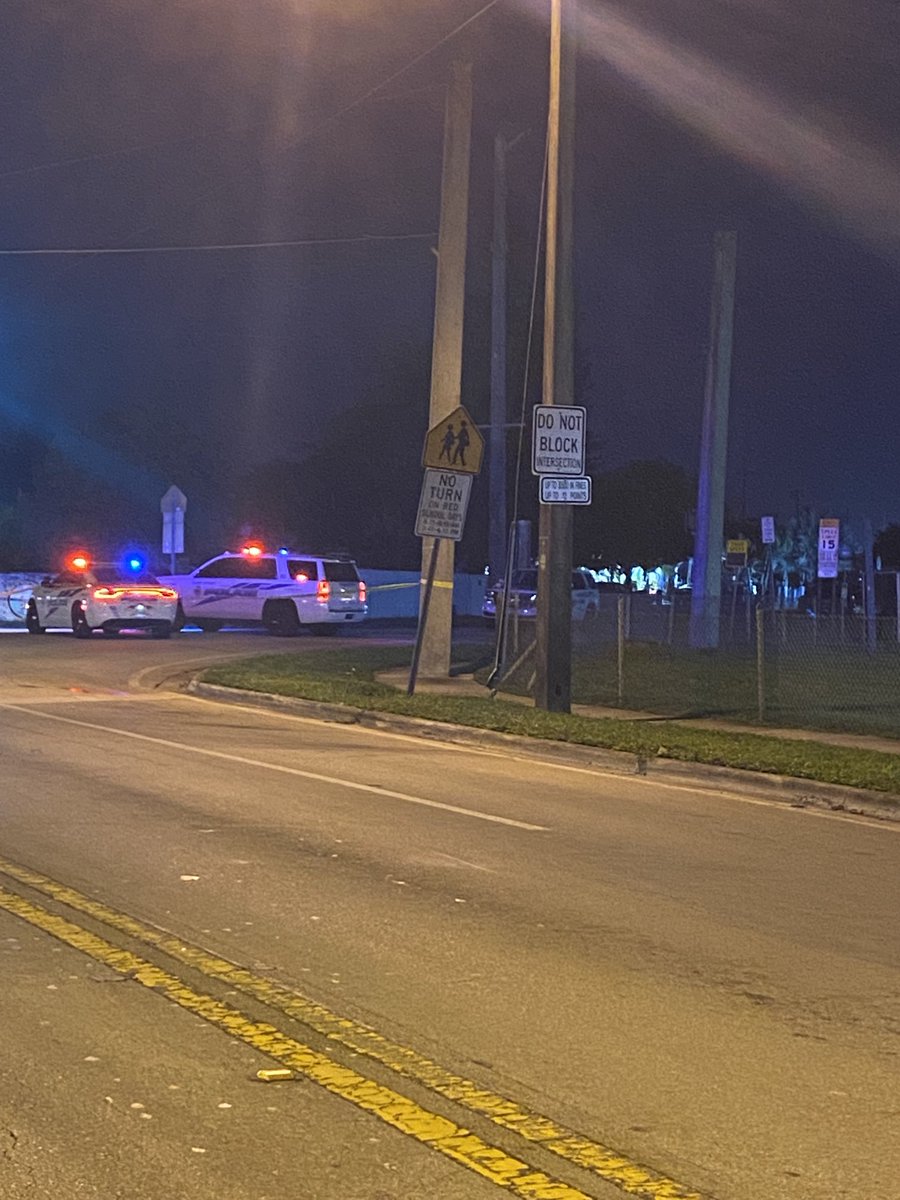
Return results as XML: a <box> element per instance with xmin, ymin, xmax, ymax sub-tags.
<box><xmin>0</xmin><ymin>856</ymin><xmax>705</xmax><ymax>1200</ymax></box>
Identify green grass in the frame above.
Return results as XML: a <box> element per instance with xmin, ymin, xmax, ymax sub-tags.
<box><xmin>493</xmin><ymin>632</ymin><xmax>900</xmax><ymax>739</ymax></box>
<box><xmin>202</xmin><ymin>647</ymin><xmax>900</xmax><ymax>798</ymax></box>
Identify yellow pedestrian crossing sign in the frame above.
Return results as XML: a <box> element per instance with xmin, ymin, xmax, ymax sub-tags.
<box><xmin>422</xmin><ymin>405</ymin><xmax>484</xmax><ymax>475</ymax></box>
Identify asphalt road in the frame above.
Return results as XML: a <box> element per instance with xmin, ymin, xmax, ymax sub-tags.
<box><xmin>0</xmin><ymin>630</ymin><xmax>898</xmax><ymax>1200</ymax></box>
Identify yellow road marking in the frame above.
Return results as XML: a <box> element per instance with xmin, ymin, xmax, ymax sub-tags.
<box><xmin>0</xmin><ymin>886</ymin><xmax>588</xmax><ymax>1200</ymax></box>
<box><xmin>0</xmin><ymin>856</ymin><xmax>706</xmax><ymax>1200</ymax></box>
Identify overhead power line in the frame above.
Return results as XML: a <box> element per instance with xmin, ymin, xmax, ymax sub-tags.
<box><xmin>0</xmin><ymin>1</ymin><xmax>497</xmax><ymax>186</ymax></box>
<box><xmin>0</xmin><ymin>231</ymin><xmax>437</xmax><ymax>257</ymax></box>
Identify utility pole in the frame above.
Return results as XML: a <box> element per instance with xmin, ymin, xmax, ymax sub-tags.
<box><xmin>535</xmin><ymin>0</ymin><xmax>577</xmax><ymax>712</ymax></box>
<box><xmin>489</xmin><ymin>132</ymin><xmax>510</xmax><ymax>584</ymax></box>
<box><xmin>689</xmin><ymin>230</ymin><xmax>737</xmax><ymax>649</ymax></box>
<box><xmin>418</xmin><ymin>61</ymin><xmax>473</xmax><ymax>678</ymax></box>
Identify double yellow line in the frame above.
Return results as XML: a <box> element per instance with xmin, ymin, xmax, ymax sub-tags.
<box><xmin>0</xmin><ymin>855</ymin><xmax>706</xmax><ymax>1200</ymax></box>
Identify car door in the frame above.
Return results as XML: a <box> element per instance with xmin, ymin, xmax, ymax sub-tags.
<box><xmin>185</xmin><ymin>557</ymin><xmax>242</xmax><ymax>619</ymax></box>
<box><xmin>38</xmin><ymin>571</ymin><xmax>82</xmax><ymax>628</ymax></box>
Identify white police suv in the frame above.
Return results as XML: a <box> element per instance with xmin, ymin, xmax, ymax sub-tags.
<box><xmin>27</xmin><ymin>553</ymin><xmax>179</xmax><ymax>639</ymax></box>
<box><xmin>160</xmin><ymin>544</ymin><xmax>368</xmax><ymax>635</ymax></box>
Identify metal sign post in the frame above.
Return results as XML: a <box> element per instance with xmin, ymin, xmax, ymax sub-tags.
<box><xmin>160</xmin><ymin>485</ymin><xmax>187</xmax><ymax>573</ymax></box>
<box><xmin>409</xmin><ymin>454</ymin><xmax>478</xmax><ymax>695</ymax></box>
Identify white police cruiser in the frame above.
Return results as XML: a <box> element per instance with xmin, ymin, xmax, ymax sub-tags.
<box><xmin>27</xmin><ymin>553</ymin><xmax>179</xmax><ymax>639</ymax></box>
<box><xmin>160</xmin><ymin>544</ymin><xmax>368</xmax><ymax>635</ymax></box>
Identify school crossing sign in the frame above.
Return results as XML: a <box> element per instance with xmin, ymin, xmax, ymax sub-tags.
<box><xmin>531</xmin><ymin>404</ymin><xmax>586</xmax><ymax>476</ymax></box>
<box><xmin>422</xmin><ymin>405</ymin><xmax>484</xmax><ymax>475</ymax></box>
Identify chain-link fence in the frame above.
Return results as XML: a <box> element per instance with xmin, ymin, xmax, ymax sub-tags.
<box><xmin>493</xmin><ymin>591</ymin><xmax>900</xmax><ymax>737</ymax></box>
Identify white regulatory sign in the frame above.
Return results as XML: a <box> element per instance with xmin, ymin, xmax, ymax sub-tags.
<box><xmin>415</xmin><ymin>469</ymin><xmax>473</xmax><ymax>541</ymax></box>
<box><xmin>540</xmin><ymin>476</ymin><xmax>592</xmax><ymax>505</ymax></box>
<box><xmin>532</xmin><ymin>404</ymin><xmax>586</xmax><ymax>476</ymax></box>
<box><xmin>760</xmin><ymin>515</ymin><xmax>776</xmax><ymax>545</ymax></box>
<box><xmin>818</xmin><ymin>518</ymin><xmax>840</xmax><ymax>579</ymax></box>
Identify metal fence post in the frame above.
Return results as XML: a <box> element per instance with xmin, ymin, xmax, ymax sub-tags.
<box><xmin>617</xmin><ymin>595</ymin><xmax>626</xmax><ymax>706</ymax></box>
<box><xmin>756</xmin><ymin>604</ymin><xmax>766</xmax><ymax>723</ymax></box>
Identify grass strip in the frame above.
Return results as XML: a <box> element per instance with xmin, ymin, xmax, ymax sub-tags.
<box><xmin>202</xmin><ymin>647</ymin><xmax>900</xmax><ymax>798</ymax></box>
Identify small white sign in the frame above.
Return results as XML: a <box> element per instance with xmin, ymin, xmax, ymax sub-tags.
<box><xmin>415</xmin><ymin>470</ymin><xmax>473</xmax><ymax>541</ymax></box>
<box><xmin>540</xmin><ymin>476</ymin><xmax>592</xmax><ymax>505</ymax></box>
<box><xmin>532</xmin><ymin>404</ymin><xmax>586</xmax><ymax>476</ymax></box>
<box><xmin>818</xmin><ymin>518</ymin><xmax>840</xmax><ymax>579</ymax></box>
<box><xmin>162</xmin><ymin>509</ymin><xmax>185</xmax><ymax>555</ymax></box>
<box><xmin>760</xmin><ymin>515</ymin><xmax>776</xmax><ymax>545</ymax></box>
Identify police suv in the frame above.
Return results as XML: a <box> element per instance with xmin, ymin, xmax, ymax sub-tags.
<box><xmin>160</xmin><ymin>545</ymin><xmax>368</xmax><ymax>635</ymax></box>
<box><xmin>27</xmin><ymin>553</ymin><xmax>179</xmax><ymax>639</ymax></box>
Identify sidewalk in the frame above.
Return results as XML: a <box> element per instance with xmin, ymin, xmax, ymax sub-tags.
<box><xmin>377</xmin><ymin>668</ymin><xmax>900</xmax><ymax>757</ymax></box>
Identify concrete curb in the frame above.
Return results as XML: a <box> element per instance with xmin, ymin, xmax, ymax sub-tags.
<box><xmin>186</xmin><ymin>680</ymin><xmax>900</xmax><ymax>824</ymax></box>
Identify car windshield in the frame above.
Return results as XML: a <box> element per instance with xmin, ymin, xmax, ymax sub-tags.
<box><xmin>508</xmin><ymin>570</ymin><xmax>538</xmax><ymax>591</ymax></box>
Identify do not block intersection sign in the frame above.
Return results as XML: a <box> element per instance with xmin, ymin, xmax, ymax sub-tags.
<box><xmin>532</xmin><ymin>404</ymin><xmax>586</xmax><ymax>476</ymax></box>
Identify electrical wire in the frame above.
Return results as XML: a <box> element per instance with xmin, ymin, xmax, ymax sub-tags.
<box><xmin>18</xmin><ymin>0</ymin><xmax>497</xmax><ymax>284</ymax></box>
<box><xmin>487</xmin><ymin>129</ymin><xmax>549</xmax><ymax>691</ymax></box>
<box><xmin>0</xmin><ymin>2</ymin><xmax>496</xmax><ymax>191</ymax></box>
<box><xmin>0</xmin><ymin>231</ymin><xmax>436</xmax><ymax>256</ymax></box>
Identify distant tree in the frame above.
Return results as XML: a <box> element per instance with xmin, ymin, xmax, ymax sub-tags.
<box><xmin>575</xmin><ymin>459</ymin><xmax>695</xmax><ymax>572</ymax></box>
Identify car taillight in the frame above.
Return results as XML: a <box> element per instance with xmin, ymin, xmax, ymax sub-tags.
<box><xmin>317</xmin><ymin>580</ymin><xmax>331</xmax><ymax>601</ymax></box>
<box><xmin>358</xmin><ymin>581</ymin><xmax>367</xmax><ymax>603</ymax></box>
<box><xmin>93</xmin><ymin>586</ymin><xmax>177</xmax><ymax>601</ymax></box>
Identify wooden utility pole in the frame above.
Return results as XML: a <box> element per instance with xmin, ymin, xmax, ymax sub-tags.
<box><xmin>690</xmin><ymin>231</ymin><xmax>737</xmax><ymax>649</ymax></box>
<box><xmin>418</xmin><ymin>61</ymin><xmax>473</xmax><ymax>679</ymax></box>
<box><xmin>489</xmin><ymin>131</ymin><xmax>510</xmax><ymax>585</ymax></box>
<box><xmin>535</xmin><ymin>0</ymin><xmax>576</xmax><ymax>712</ymax></box>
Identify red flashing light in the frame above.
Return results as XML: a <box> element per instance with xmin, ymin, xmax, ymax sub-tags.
<box><xmin>316</xmin><ymin>579</ymin><xmax>331</xmax><ymax>601</ymax></box>
<box><xmin>241</xmin><ymin>543</ymin><xmax>264</xmax><ymax>557</ymax></box>
<box><xmin>294</xmin><ymin>572</ymin><xmax>309</xmax><ymax>583</ymax></box>
<box><xmin>68</xmin><ymin>553</ymin><xmax>90</xmax><ymax>572</ymax></box>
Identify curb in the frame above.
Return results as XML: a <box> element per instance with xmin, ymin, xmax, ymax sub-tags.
<box><xmin>185</xmin><ymin>680</ymin><xmax>900</xmax><ymax>824</ymax></box>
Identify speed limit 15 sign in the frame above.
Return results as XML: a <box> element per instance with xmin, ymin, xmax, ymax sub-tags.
<box><xmin>818</xmin><ymin>518</ymin><xmax>840</xmax><ymax>579</ymax></box>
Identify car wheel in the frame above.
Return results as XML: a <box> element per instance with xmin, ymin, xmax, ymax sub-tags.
<box><xmin>194</xmin><ymin>619</ymin><xmax>223</xmax><ymax>633</ymax></box>
<box><xmin>25</xmin><ymin>601</ymin><xmax>45</xmax><ymax>634</ymax></box>
<box><xmin>262</xmin><ymin>599</ymin><xmax>300</xmax><ymax>637</ymax></box>
<box><xmin>172</xmin><ymin>603</ymin><xmax>186</xmax><ymax>632</ymax></box>
<box><xmin>72</xmin><ymin>605</ymin><xmax>92</xmax><ymax>639</ymax></box>
<box><xmin>151</xmin><ymin>623</ymin><xmax>172</xmax><ymax>640</ymax></box>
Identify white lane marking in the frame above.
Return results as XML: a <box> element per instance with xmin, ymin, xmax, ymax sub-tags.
<box><xmin>181</xmin><ymin>693</ymin><xmax>900</xmax><ymax>831</ymax></box>
<box><xmin>0</xmin><ymin>702</ymin><xmax>547</xmax><ymax>832</ymax></box>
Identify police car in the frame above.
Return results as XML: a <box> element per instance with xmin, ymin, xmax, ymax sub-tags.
<box><xmin>26</xmin><ymin>553</ymin><xmax>179</xmax><ymax>639</ymax></box>
<box><xmin>160</xmin><ymin>544</ymin><xmax>368</xmax><ymax>635</ymax></box>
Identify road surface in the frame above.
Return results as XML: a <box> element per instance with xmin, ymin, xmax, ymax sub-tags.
<box><xmin>0</xmin><ymin>630</ymin><xmax>898</xmax><ymax>1199</ymax></box>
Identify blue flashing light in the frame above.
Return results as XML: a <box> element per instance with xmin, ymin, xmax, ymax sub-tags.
<box><xmin>278</xmin><ymin>547</ymin><xmax>289</xmax><ymax>555</ymax></box>
<box><xmin>125</xmin><ymin>553</ymin><xmax>145</xmax><ymax>573</ymax></box>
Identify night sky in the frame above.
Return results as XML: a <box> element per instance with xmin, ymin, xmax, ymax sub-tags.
<box><xmin>1</xmin><ymin>0</ymin><xmax>898</xmax><ymax>561</ymax></box>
